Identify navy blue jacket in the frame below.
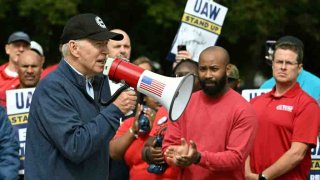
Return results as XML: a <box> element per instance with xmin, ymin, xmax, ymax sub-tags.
<box><xmin>25</xmin><ymin>60</ymin><xmax>124</xmax><ymax>180</ymax></box>
<box><xmin>0</xmin><ymin>106</ymin><xmax>19</xmax><ymax>180</ymax></box>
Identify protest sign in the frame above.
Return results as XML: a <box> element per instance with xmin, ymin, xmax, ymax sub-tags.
<box><xmin>241</xmin><ymin>89</ymin><xmax>271</xmax><ymax>101</ymax></box>
<box><xmin>169</xmin><ymin>0</ymin><xmax>228</xmax><ymax>61</ymax></box>
<box><xmin>6</xmin><ymin>88</ymin><xmax>35</xmax><ymax>174</ymax></box>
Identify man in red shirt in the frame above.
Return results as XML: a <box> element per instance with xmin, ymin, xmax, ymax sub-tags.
<box><xmin>141</xmin><ymin>59</ymin><xmax>200</xmax><ymax>179</ymax></box>
<box><xmin>0</xmin><ymin>31</ymin><xmax>31</xmax><ymax>107</ymax></box>
<box><xmin>162</xmin><ymin>46</ymin><xmax>258</xmax><ymax>179</ymax></box>
<box><xmin>245</xmin><ymin>36</ymin><xmax>319</xmax><ymax>180</ymax></box>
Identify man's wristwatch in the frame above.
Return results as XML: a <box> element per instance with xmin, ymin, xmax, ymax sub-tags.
<box><xmin>258</xmin><ymin>173</ymin><xmax>267</xmax><ymax>180</ymax></box>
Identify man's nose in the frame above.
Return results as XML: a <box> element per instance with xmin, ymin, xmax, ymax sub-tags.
<box><xmin>204</xmin><ymin>70</ymin><xmax>213</xmax><ymax>78</ymax></box>
<box><xmin>280</xmin><ymin>61</ymin><xmax>287</xmax><ymax>69</ymax></box>
<box><xmin>101</xmin><ymin>46</ymin><xmax>108</xmax><ymax>55</ymax></box>
<box><xmin>18</xmin><ymin>45</ymin><xmax>27</xmax><ymax>51</ymax></box>
<box><xmin>27</xmin><ymin>66</ymin><xmax>34</xmax><ymax>73</ymax></box>
<box><xmin>119</xmin><ymin>46</ymin><xmax>126</xmax><ymax>53</ymax></box>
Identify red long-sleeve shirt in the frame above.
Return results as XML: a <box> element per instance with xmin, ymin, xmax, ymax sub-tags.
<box><xmin>0</xmin><ymin>63</ymin><xmax>19</xmax><ymax>107</ymax></box>
<box><xmin>163</xmin><ymin>89</ymin><xmax>257</xmax><ymax>180</ymax></box>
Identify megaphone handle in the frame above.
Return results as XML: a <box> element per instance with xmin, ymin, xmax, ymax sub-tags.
<box><xmin>100</xmin><ymin>83</ymin><xmax>130</xmax><ymax>106</ymax></box>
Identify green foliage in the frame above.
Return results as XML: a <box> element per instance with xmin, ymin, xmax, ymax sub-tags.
<box><xmin>141</xmin><ymin>0</ymin><xmax>186</xmax><ymax>28</ymax></box>
<box><xmin>0</xmin><ymin>0</ymin><xmax>10</xmax><ymax>18</ymax></box>
<box><xmin>217</xmin><ymin>0</ymin><xmax>286</xmax><ymax>43</ymax></box>
<box><xmin>19</xmin><ymin>0</ymin><xmax>79</xmax><ymax>25</ymax></box>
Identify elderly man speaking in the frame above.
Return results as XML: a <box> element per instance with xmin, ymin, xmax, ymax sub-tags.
<box><xmin>25</xmin><ymin>13</ymin><xmax>137</xmax><ymax>180</ymax></box>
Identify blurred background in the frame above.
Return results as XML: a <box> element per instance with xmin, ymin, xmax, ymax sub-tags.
<box><xmin>1</xmin><ymin>0</ymin><xmax>320</xmax><ymax>89</ymax></box>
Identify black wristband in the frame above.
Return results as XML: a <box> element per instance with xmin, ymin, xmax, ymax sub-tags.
<box><xmin>258</xmin><ymin>173</ymin><xmax>267</xmax><ymax>180</ymax></box>
<box><xmin>193</xmin><ymin>152</ymin><xmax>201</xmax><ymax>164</ymax></box>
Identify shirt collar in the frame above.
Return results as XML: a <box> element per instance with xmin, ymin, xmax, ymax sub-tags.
<box><xmin>64</xmin><ymin>59</ymin><xmax>93</xmax><ymax>83</ymax></box>
<box><xmin>269</xmin><ymin>83</ymin><xmax>301</xmax><ymax>98</ymax></box>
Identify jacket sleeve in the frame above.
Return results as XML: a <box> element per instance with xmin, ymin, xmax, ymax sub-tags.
<box><xmin>31</xmin><ymin>80</ymin><xmax>124</xmax><ymax>164</ymax></box>
<box><xmin>0</xmin><ymin>106</ymin><xmax>20</xmax><ymax>180</ymax></box>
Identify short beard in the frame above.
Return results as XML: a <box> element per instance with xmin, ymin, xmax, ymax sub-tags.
<box><xmin>200</xmin><ymin>74</ymin><xmax>227</xmax><ymax>96</ymax></box>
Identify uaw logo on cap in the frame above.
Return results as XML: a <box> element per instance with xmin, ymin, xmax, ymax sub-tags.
<box><xmin>95</xmin><ymin>16</ymin><xmax>106</xmax><ymax>29</ymax></box>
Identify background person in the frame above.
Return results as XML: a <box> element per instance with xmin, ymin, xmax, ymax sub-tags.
<box><xmin>162</xmin><ymin>46</ymin><xmax>257</xmax><ymax>179</ymax></box>
<box><xmin>0</xmin><ymin>50</ymin><xmax>44</xmax><ymax>108</ymax></box>
<box><xmin>17</xmin><ymin>50</ymin><xmax>44</xmax><ymax>89</ymax></box>
<box><xmin>260</xmin><ymin>36</ymin><xmax>320</xmax><ymax>101</ymax></box>
<box><xmin>226</xmin><ymin>63</ymin><xmax>241</xmax><ymax>91</ymax></box>
<box><xmin>107</xmin><ymin>29</ymin><xmax>131</xmax><ymax>59</ymax></box>
<box><xmin>246</xmin><ymin>36</ymin><xmax>319</xmax><ymax>180</ymax></box>
<box><xmin>173</xmin><ymin>59</ymin><xmax>201</xmax><ymax>92</ymax></box>
<box><xmin>0</xmin><ymin>31</ymin><xmax>31</xmax><ymax>107</ymax></box>
<box><xmin>25</xmin><ymin>13</ymin><xmax>137</xmax><ymax>180</ymax></box>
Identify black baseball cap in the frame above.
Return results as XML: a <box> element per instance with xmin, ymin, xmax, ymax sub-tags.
<box><xmin>8</xmin><ymin>31</ymin><xmax>31</xmax><ymax>44</ymax></box>
<box><xmin>60</xmin><ymin>13</ymin><xmax>123</xmax><ymax>44</ymax></box>
<box><xmin>276</xmin><ymin>35</ymin><xmax>304</xmax><ymax>49</ymax></box>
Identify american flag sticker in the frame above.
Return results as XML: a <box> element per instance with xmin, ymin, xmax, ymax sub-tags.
<box><xmin>140</xmin><ymin>75</ymin><xmax>166</xmax><ymax>97</ymax></box>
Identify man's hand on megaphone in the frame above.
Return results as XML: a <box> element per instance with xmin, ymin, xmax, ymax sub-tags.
<box><xmin>113</xmin><ymin>89</ymin><xmax>137</xmax><ymax>114</ymax></box>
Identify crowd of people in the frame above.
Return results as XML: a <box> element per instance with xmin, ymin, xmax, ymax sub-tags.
<box><xmin>0</xmin><ymin>13</ymin><xmax>319</xmax><ymax>180</ymax></box>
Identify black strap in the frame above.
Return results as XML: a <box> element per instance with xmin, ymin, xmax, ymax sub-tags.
<box><xmin>100</xmin><ymin>82</ymin><xmax>130</xmax><ymax>106</ymax></box>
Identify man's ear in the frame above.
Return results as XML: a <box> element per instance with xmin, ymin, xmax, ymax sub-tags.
<box><xmin>69</xmin><ymin>41</ymin><xmax>80</xmax><ymax>57</ymax></box>
<box><xmin>298</xmin><ymin>63</ymin><xmax>303</xmax><ymax>74</ymax></box>
<box><xmin>5</xmin><ymin>44</ymin><xmax>10</xmax><ymax>55</ymax></box>
<box><xmin>226</xmin><ymin>64</ymin><xmax>231</xmax><ymax>75</ymax></box>
<box><xmin>41</xmin><ymin>56</ymin><xmax>45</xmax><ymax>65</ymax></box>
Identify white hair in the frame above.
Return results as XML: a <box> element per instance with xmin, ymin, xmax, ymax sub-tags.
<box><xmin>61</xmin><ymin>40</ymin><xmax>83</xmax><ymax>57</ymax></box>
<box><xmin>61</xmin><ymin>43</ymin><xmax>69</xmax><ymax>57</ymax></box>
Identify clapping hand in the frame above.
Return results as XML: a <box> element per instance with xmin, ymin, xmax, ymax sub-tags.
<box><xmin>165</xmin><ymin>138</ymin><xmax>199</xmax><ymax>167</ymax></box>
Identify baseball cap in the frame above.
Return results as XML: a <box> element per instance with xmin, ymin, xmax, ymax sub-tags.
<box><xmin>227</xmin><ymin>64</ymin><xmax>240</xmax><ymax>80</ymax></box>
<box><xmin>30</xmin><ymin>41</ymin><xmax>44</xmax><ymax>56</ymax></box>
<box><xmin>276</xmin><ymin>35</ymin><xmax>304</xmax><ymax>49</ymax></box>
<box><xmin>8</xmin><ymin>31</ymin><xmax>31</xmax><ymax>44</ymax></box>
<box><xmin>60</xmin><ymin>13</ymin><xmax>123</xmax><ymax>44</ymax></box>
